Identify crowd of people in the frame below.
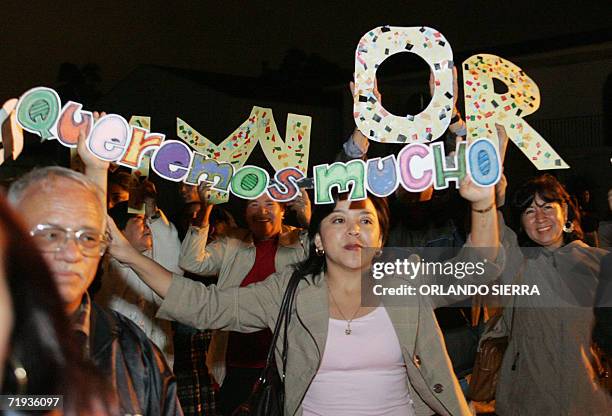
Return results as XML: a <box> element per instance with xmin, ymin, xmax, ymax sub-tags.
<box><xmin>0</xmin><ymin>78</ymin><xmax>610</xmax><ymax>416</ymax></box>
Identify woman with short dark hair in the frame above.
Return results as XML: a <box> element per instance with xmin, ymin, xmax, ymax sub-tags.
<box><xmin>494</xmin><ymin>174</ymin><xmax>612</xmax><ymax>415</ymax></box>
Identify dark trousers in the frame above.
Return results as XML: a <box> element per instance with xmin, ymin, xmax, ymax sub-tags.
<box><xmin>219</xmin><ymin>366</ymin><xmax>261</xmax><ymax>415</ymax></box>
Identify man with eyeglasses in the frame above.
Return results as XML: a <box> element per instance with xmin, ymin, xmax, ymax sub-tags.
<box><xmin>7</xmin><ymin>166</ymin><xmax>182</xmax><ymax>416</ymax></box>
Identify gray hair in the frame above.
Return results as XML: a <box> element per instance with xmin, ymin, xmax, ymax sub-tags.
<box><xmin>7</xmin><ymin>166</ymin><xmax>104</xmax><ymax>207</ymax></box>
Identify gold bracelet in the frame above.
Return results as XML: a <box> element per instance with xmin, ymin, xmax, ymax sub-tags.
<box><xmin>472</xmin><ymin>202</ymin><xmax>495</xmax><ymax>213</ymax></box>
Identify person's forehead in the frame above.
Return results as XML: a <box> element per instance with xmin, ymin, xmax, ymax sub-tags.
<box><xmin>334</xmin><ymin>198</ymin><xmax>376</xmax><ymax>214</ymax></box>
<box><xmin>20</xmin><ymin>179</ymin><xmax>104</xmax><ymax>229</ymax></box>
<box><xmin>248</xmin><ymin>194</ymin><xmax>280</xmax><ymax>206</ymax></box>
<box><xmin>179</xmin><ymin>183</ymin><xmax>196</xmax><ymax>192</ymax></box>
<box><xmin>530</xmin><ymin>194</ymin><xmax>560</xmax><ymax>207</ymax></box>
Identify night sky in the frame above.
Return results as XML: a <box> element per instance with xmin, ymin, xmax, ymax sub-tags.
<box><xmin>2</xmin><ymin>0</ymin><xmax>611</xmax><ymax>98</ymax></box>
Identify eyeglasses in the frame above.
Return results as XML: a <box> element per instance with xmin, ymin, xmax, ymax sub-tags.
<box><xmin>29</xmin><ymin>224</ymin><xmax>108</xmax><ymax>257</ymax></box>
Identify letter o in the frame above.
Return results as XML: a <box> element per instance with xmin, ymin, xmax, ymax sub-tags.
<box><xmin>231</xmin><ymin>165</ymin><xmax>269</xmax><ymax>199</ymax></box>
<box><xmin>353</xmin><ymin>26</ymin><xmax>454</xmax><ymax>143</ymax></box>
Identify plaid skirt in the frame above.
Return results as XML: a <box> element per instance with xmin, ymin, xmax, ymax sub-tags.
<box><xmin>173</xmin><ymin>324</ymin><xmax>217</xmax><ymax>416</ymax></box>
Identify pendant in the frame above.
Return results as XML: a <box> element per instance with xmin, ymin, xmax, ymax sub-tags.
<box><xmin>345</xmin><ymin>328</ymin><xmax>352</xmax><ymax>335</ymax></box>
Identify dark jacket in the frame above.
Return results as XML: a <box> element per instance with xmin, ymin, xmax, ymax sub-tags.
<box><xmin>594</xmin><ymin>252</ymin><xmax>612</xmax><ymax>356</ymax></box>
<box><xmin>90</xmin><ymin>302</ymin><xmax>182</xmax><ymax>416</ymax></box>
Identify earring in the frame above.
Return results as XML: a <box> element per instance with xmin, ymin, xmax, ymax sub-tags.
<box><xmin>315</xmin><ymin>247</ymin><xmax>325</xmax><ymax>256</ymax></box>
<box><xmin>562</xmin><ymin>220</ymin><xmax>574</xmax><ymax>233</ymax></box>
<box><xmin>374</xmin><ymin>248</ymin><xmax>383</xmax><ymax>257</ymax></box>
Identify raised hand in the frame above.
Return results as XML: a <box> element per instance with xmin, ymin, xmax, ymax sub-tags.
<box><xmin>195</xmin><ymin>182</ymin><xmax>214</xmax><ymax>226</ymax></box>
<box><xmin>77</xmin><ymin>111</ymin><xmax>109</xmax><ymax>172</ymax></box>
<box><xmin>459</xmin><ymin>174</ymin><xmax>495</xmax><ymax>209</ymax></box>
<box><xmin>350</xmin><ymin>77</ymin><xmax>382</xmax><ymax>105</ymax></box>
<box><xmin>142</xmin><ymin>179</ymin><xmax>158</xmax><ymax>218</ymax></box>
<box><xmin>78</xmin><ymin>111</ymin><xmax>110</xmax><ymax>206</ymax></box>
<box><xmin>106</xmin><ymin>215</ymin><xmax>138</xmax><ymax>263</ymax></box>
<box><xmin>286</xmin><ymin>188</ymin><xmax>312</xmax><ymax>227</ymax></box>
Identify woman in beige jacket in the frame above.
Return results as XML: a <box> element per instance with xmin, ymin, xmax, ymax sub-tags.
<box><xmin>107</xmin><ymin>177</ymin><xmax>500</xmax><ymax>415</ymax></box>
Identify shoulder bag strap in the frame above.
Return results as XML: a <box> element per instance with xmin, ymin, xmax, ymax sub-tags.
<box><xmin>263</xmin><ymin>273</ymin><xmax>301</xmax><ymax>379</ymax></box>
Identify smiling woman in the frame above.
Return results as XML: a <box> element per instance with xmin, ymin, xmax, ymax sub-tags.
<box><xmin>106</xmin><ymin>172</ymin><xmax>501</xmax><ymax>415</ymax></box>
<box><xmin>511</xmin><ymin>173</ymin><xmax>583</xmax><ymax>247</ymax></box>
<box><xmin>491</xmin><ymin>174</ymin><xmax>612</xmax><ymax>415</ymax></box>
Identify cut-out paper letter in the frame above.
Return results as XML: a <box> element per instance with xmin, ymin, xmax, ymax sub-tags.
<box><xmin>177</xmin><ymin>110</ymin><xmax>260</xmax><ymax>204</ymax></box>
<box><xmin>467</xmin><ymin>138</ymin><xmax>501</xmax><ymax>187</ymax></box>
<box><xmin>125</xmin><ymin>116</ymin><xmax>159</xmax><ymax>215</ymax></box>
<box><xmin>354</xmin><ymin>26</ymin><xmax>454</xmax><ymax>144</ymax></box>
<box><xmin>432</xmin><ymin>141</ymin><xmax>467</xmax><ymax>189</ymax></box>
<box><xmin>56</xmin><ymin>101</ymin><xmax>93</xmax><ymax>148</ymax></box>
<box><xmin>231</xmin><ymin>165</ymin><xmax>269</xmax><ymax>199</ymax></box>
<box><xmin>16</xmin><ymin>87</ymin><xmax>61</xmax><ymax>141</ymax></box>
<box><xmin>151</xmin><ymin>140</ymin><xmax>192</xmax><ymax>182</ymax></box>
<box><xmin>126</xmin><ymin>117</ymin><xmax>156</xmax><ymax>177</ymax></box>
<box><xmin>462</xmin><ymin>54</ymin><xmax>568</xmax><ymax>169</ymax></box>
<box><xmin>119</xmin><ymin>126</ymin><xmax>164</xmax><ymax>169</ymax></box>
<box><xmin>185</xmin><ymin>153</ymin><xmax>234</xmax><ymax>191</ymax></box>
<box><xmin>87</xmin><ymin>114</ymin><xmax>130</xmax><ymax>161</ymax></box>
<box><xmin>366</xmin><ymin>156</ymin><xmax>398</xmax><ymax>197</ymax></box>
<box><xmin>397</xmin><ymin>143</ymin><xmax>433</xmax><ymax>192</ymax></box>
<box><xmin>256</xmin><ymin>107</ymin><xmax>311</xmax><ymax>173</ymax></box>
<box><xmin>267</xmin><ymin>167</ymin><xmax>305</xmax><ymax>202</ymax></box>
<box><xmin>314</xmin><ymin>160</ymin><xmax>367</xmax><ymax>204</ymax></box>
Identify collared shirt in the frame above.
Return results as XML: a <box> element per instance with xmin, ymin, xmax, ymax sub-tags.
<box><xmin>70</xmin><ymin>292</ymin><xmax>92</xmax><ymax>358</ymax></box>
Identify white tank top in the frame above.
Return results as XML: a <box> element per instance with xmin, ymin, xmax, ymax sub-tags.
<box><xmin>301</xmin><ymin>306</ymin><xmax>415</xmax><ymax>416</ymax></box>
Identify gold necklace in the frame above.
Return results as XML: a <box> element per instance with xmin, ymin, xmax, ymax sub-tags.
<box><xmin>328</xmin><ymin>287</ymin><xmax>361</xmax><ymax>335</ymax></box>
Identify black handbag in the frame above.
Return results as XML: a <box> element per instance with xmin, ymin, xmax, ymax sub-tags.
<box><xmin>232</xmin><ymin>274</ymin><xmax>300</xmax><ymax>416</ymax></box>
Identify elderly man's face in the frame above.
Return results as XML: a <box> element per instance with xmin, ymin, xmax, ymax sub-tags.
<box><xmin>17</xmin><ymin>177</ymin><xmax>105</xmax><ymax>315</ymax></box>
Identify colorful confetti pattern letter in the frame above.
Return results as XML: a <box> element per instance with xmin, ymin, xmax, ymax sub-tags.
<box><xmin>462</xmin><ymin>54</ymin><xmax>568</xmax><ymax>169</ymax></box>
<box><xmin>176</xmin><ymin>109</ymin><xmax>260</xmax><ymax>204</ymax></box>
<box><xmin>354</xmin><ymin>26</ymin><xmax>454</xmax><ymax>144</ymax></box>
<box><xmin>256</xmin><ymin>108</ymin><xmax>311</xmax><ymax>174</ymax></box>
